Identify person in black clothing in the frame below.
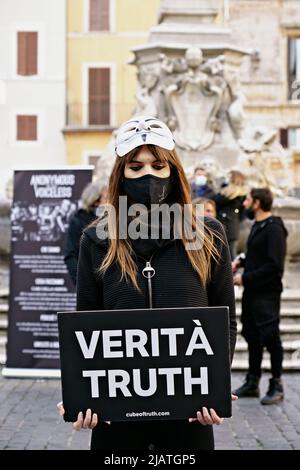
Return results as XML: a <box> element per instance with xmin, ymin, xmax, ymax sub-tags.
<box><xmin>233</xmin><ymin>187</ymin><xmax>287</xmax><ymax>405</ymax></box>
<box><xmin>63</xmin><ymin>182</ymin><xmax>108</xmax><ymax>285</ymax></box>
<box><xmin>214</xmin><ymin>170</ymin><xmax>247</xmax><ymax>260</ymax></box>
<box><xmin>58</xmin><ymin>116</ymin><xmax>237</xmax><ymax>450</ymax></box>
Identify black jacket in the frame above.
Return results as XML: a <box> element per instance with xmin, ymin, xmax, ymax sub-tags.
<box><xmin>77</xmin><ymin>217</ymin><xmax>236</xmax><ymax>359</ymax></box>
<box><xmin>76</xmin><ymin>217</ymin><xmax>236</xmax><ymax>451</ymax></box>
<box><xmin>214</xmin><ymin>194</ymin><xmax>245</xmax><ymax>242</ymax></box>
<box><xmin>242</xmin><ymin>216</ymin><xmax>288</xmax><ymax>295</ymax></box>
<box><xmin>63</xmin><ymin>208</ymin><xmax>96</xmax><ymax>285</ymax></box>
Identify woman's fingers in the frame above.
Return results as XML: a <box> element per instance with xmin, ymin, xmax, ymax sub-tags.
<box><xmin>196</xmin><ymin>410</ymin><xmax>207</xmax><ymax>425</ymax></box>
<box><xmin>210</xmin><ymin>408</ymin><xmax>224</xmax><ymax>425</ymax></box>
<box><xmin>202</xmin><ymin>407</ymin><xmax>214</xmax><ymax>425</ymax></box>
<box><xmin>83</xmin><ymin>408</ymin><xmax>92</xmax><ymax>428</ymax></box>
<box><xmin>73</xmin><ymin>411</ymin><xmax>84</xmax><ymax>430</ymax></box>
<box><xmin>90</xmin><ymin>413</ymin><xmax>98</xmax><ymax>429</ymax></box>
<box><xmin>56</xmin><ymin>401</ymin><xmax>65</xmax><ymax>416</ymax></box>
<box><xmin>231</xmin><ymin>394</ymin><xmax>238</xmax><ymax>401</ymax></box>
<box><xmin>73</xmin><ymin>409</ymin><xmax>98</xmax><ymax>430</ymax></box>
<box><xmin>189</xmin><ymin>407</ymin><xmax>225</xmax><ymax>426</ymax></box>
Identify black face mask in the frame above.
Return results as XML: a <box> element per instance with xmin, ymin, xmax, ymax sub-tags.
<box><xmin>244</xmin><ymin>207</ymin><xmax>255</xmax><ymax>220</ymax></box>
<box><xmin>122</xmin><ymin>174</ymin><xmax>172</xmax><ymax>208</ymax></box>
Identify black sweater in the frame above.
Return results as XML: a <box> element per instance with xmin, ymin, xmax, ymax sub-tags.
<box><xmin>242</xmin><ymin>216</ymin><xmax>288</xmax><ymax>295</ymax></box>
<box><xmin>76</xmin><ymin>217</ymin><xmax>237</xmax><ymax>361</ymax></box>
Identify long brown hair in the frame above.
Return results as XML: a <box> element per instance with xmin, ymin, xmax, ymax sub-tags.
<box><xmin>98</xmin><ymin>145</ymin><xmax>222</xmax><ymax>290</ymax></box>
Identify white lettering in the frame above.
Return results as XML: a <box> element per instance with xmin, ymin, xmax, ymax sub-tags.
<box><xmin>75</xmin><ymin>331</ymin><xmax>100</xmax><ymax>359</ymax></box>
<box><xmin>132</xmin><ymin>368</ymin><xmax>157</xmax><ymax>397</ymax></box>
<box><xmin>184</xmin><ymin>367</ymin><xmax>208</xmax><ymax>395</ymax></box>
<box><xmin>160</xmin><ymin>328</ymin><xmax>184</xmax><ymax>356</ymax></box>
<box><xmin>108</xmin><ymin>369</ymin><xmax>132</xmax><ymax>397</ymax></box>
<box><xmin>102</xmin><ymin>330</ymin><xmax>123</xmax><ymax>358</ymax></box>
<box><xmin>158</xmin><ymin>368</ymin><xmax>182</xmax><ymax>395</ymax></box>
<box><xmin>185</xmin><ymin>323</ymin><xmax>214</xmax><ymax>356</ymax></box>
<box><xmin>82</xmin><ymin>370</ymin><xmax>106</xmax><ymax>398</ymax></box>
<box><xmin>125</xmin><ymin>329</ymin><xmax>149</xmax><ymax>357</ymax></box>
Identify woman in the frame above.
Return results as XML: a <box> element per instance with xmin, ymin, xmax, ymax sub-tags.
<box><xmin>214</xmin><ymin>170</ymin><xmax>248</xmax><ymax>260</ymax></box>
<box><xmin>193</xmin><ymin>197</ymin><xmax>217</xmax><ymax>218</ymax></box>
<box><xmin>63</xmin><ymin>182</ymin><xmax>108</xmax><ymax>285</ymax></box>
<box><xmin>58</xmin><ymin>116</ymin><xmax>237</xmax><ymax>450</ymax></box>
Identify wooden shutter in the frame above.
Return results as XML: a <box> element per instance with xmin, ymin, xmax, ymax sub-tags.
<box><xmin>89</xmin><ymin>0</ymin><xmax>109</xmax><ymax>31</ymax></box>
<box><xmin>17</xmin><ymin>115</ymin><xmax>37</xmax><ymax>140</ymax></box>
<box><xmin>88</xmin><ymin>68</ymin><xmax>110</xmax><ymax>125</ymax></box>
<box><xmin>17</xmin><ymin>32</ymin><xmax>38</xmax><ymax>76</ymax></box>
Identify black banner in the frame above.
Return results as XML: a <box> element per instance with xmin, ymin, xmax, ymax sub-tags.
<box><xmin>4</xmin><ymin>168</ymin><xmax>92</xmax><ymax>375</ymax></box>
<box><xmin>58</xmin><ymin>307</ymin><xmax>232</xmax><ymax>422</ymax></box>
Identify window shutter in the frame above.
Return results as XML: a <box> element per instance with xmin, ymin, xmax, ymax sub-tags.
<box><xmin>88</xmin><ymin>68</ymin><xmax>110</xmax><ymax>125</ymax></box>
<box><xmin>17</xmin><ymin>32</ymin><xmax>26</xmax><ymax>75</ymax></box>
<box><xmin>100</xmin><ymin>0</ymin><xmax>109</xmax><ymax>31</ymax></box>
<box><xmin>17</xmin><ymin>115</ymin><xmax>37</xmax><ymax>140</ymax></box>
<box><xmin>17</xmin><ymin>32</ymin><xmax>38</xmax><ymax>76</ymax></box>
<box><xmin>89</xmin><ymin>0</ymin><xmax>109</xmax><ymax>31</ymax></box>
<box><xmin>27</xmin><ymin>32</ymin><xmax>38</xmax><ymax>75</ymax></box>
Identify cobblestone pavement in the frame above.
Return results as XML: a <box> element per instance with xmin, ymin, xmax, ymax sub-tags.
<box><xmin>0</xmin><ymin>371</ymin><xmax>299</xmax><ymax>450</ymax></box>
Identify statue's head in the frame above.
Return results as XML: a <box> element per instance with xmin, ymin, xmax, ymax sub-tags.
<box><xmin>199</xmin><ymin>156</ymin><xmax>219</xmax><ymax>177</ymax></box>
<box><xmin>185</xmin><ymin>47</ymin><xmax>203</xmax><ymax>69</ymax></box>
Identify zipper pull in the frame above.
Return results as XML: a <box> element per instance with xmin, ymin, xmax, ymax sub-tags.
<box><xmin>142</xmin><ymin>261</ymin><xmax>155</xmax><ymax>279</ymax></box>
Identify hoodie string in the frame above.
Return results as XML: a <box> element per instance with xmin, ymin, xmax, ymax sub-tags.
<box><xmin>142</xmin><ymin>254</ymin><xmax>156</xmax><ymax>309</ymax></box>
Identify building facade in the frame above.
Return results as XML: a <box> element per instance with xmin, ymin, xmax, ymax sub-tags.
<box><xmin>0</xmin><ymin>0</ymin><xmax>66</xmax><ymax>198</ymax></box>
<box><xmin>225</xmin><ymin>0</ymin><xmax>300</xmax><ymax>188</ymax></box>
<box><xmin>64</xmin><ymin>0</ymin><xmax>160</xmax><ymax>167</ymax></box>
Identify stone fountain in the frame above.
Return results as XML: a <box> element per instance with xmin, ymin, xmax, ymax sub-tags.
<box><xmin>127</xmin><ymin>0</ymin><xmax>300</xmax><ymax>288</ymax></box>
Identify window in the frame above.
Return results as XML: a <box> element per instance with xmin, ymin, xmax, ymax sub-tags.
<box><xmin>17</xmin><ymin>115</ymin><xmax>37</xmax><ymax>140</ymax></box>
<box><xmin>288</xmin><ymin>128</ymin><xmax>300</xmax><ymax>149</ymax></box>
<box><xmin>89</xmin><ymin>0</ymin><xmax>109</xmax><ymax>31</ymax></box>
<box><xmin>17</xmin><ymin>32</ymin><xmax>38</xmax><ymax>76</ymax></box>
<box><xmin>88</xmin><ymin>68</ymin><xmax>110</xmax><ymax>125</ymax></box>
<box><xmin>280</xmin><ymin>128</ymin><xmax>300</xmax><ymax>149</ymax></box>
<box><xmin>288</xmin><ymin>38</ymin><xmax>300</xmax><ymax>100</ymax></box>
<box><xmin>88</xmin><ymin>155</ymin><xmax>101</xmax><ymax>168</ymax></box>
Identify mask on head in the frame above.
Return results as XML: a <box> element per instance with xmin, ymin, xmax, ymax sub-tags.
<box><xmin>122</xmin><ymin>174</ymin><xmax>172</xmax><ymax>208</ymax></box>
<box><xmin>195</xmin><ymin>175</ymin><xmax>207</xmax><ymax>186</ymax></box>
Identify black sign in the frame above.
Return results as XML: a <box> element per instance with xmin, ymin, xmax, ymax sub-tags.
<box><xmin>58</xmin><ymin>307</ymin><xmax>232</xmax><ymax>422</ymax></box>
<box><xmin>4</xmin><ymin>168</ymin><xmax>92</xmax><ymax>374</ymax></box>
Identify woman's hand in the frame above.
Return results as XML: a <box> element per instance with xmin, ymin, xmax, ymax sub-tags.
<box><xmin>188</xmin><ymin>394</ymin><xmax>238</xmax><ymax>425</ymax></box>
<box><xmin>57</xmin><ymin>402</ymin><xmax>98</xmax><ymax>430</ymax></box>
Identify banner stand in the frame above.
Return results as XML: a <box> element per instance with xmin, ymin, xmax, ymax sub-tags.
<box><xmin>2</xmin><ymin>367</ymin><xmax>61</xmax><ymax>379</ymax></box>
<box><xmin>4</xmin><ymin>167</ymin><xmax>93</xmax><ymax>378</ymax></box>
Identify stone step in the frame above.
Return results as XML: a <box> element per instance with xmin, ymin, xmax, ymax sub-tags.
<box><xmin>234</xmin><ymin>340</ymin><xmax>300</xmax><ymax>362</ymax></box>
<box><xmin>237</xmin><ymin>332</ymin><xmax>300</xmax><ymax>342</ymax></box>
<box><xmin>0</xmin><ymin>288</ymin><xmax>9</xmax><ymax>298</ymax></box>
<box><xmin>237</xmin><ymin>323</ymin><xmax>300</xmax><ymax>334</ymax></box>
<box><xmin>232</xmin><ymin>358</ymin><xmax>300</xmax><ymax>370</ymax></box>
<box><xmin>0</xmin><ymin>303</ymin><xmax>8</xmax><ymax>313</ymax></box>
<box><xmin>234</xmin><ymin>289</ymin><xmax>300</xmax><ymax>308</ymax></box>
<box><xmin>234</xmin><ymin>288</ymin><xmax>300</xmax><ymax>300</ymax></box>
<box><xmin>235</xmin><ymin>308</ymin><xmax>300</xmax><ymax>323</ymax></box>
<box><xmin>0</xmin><ymin>316</ymin><xmax>8</xmax><ymax>330</ymax></box>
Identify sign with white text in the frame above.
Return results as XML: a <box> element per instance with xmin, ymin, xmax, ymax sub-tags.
<box><xmin>4</xmin><ymin>168</ymin><xmax>92</xmax><ymax>377</ymax></box>
<box><xmin>58</xmin><ymin>307</ymin><xmax>232</xmax><ymax>422</ymax></box>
